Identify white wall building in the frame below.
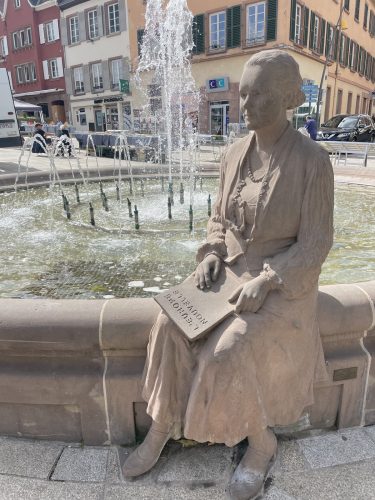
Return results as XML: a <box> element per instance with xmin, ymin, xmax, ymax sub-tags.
<box><xmin>58</xmin><ymin>0</ymin><xmax>132</xmax><ymax>131</ymax></box>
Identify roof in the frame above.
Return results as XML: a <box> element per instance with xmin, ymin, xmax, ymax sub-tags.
<box><xmin>57</xmin><ymin>0</ymin><xmax>88</xmax><ymax>10</ymax></box>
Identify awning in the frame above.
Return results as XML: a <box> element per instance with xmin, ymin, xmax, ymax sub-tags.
<box><xmin>13</xmin><ymin>99</ymin><xmax>42</xmax><ymax>112</ymax></box>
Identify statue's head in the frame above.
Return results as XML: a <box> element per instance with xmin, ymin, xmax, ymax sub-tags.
<box><xmin>240</xmin><ymin>49</ymin><xmax>305</xmax><ymax>130</ymax></box>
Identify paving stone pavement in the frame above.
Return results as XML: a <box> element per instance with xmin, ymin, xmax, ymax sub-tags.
<box><xmin>0</xmin><ymin>426</ymin><xmax>374</xmax><ymax>499</ymax></box>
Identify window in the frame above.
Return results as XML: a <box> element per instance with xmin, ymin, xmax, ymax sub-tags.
<box><xmin>209</xmin><ymin>11</ymin><xmax>226</xmax><ymax>50</ymax></box>
<box><xmin>355</xmin><ymin>94</ymin><xmax>360</xmax><ymax>113</ymax></box>
<box><xmin>0</xmin><ymin>36</ymin><xmax>8</xmax><ymax>56</ymax></box>
<box><xmin>42</xmin><ymin>57</ymin><xmax>63</xmax><ymax>80</ymax></box>
<box><xmin>76</xmin><ymin>108</ymin><xmax>87</xmax><ymax>126</ymax></box>
<box><xmin>294</xmin><ymin>3</ymin><xmax>302</xmax><ymax>44</ymax></box>
<box><xmin>14</xmin><ymin>0</ymin><xmax>20</xmax><ymax>8</ymax></box>
<box><xmin>336</xmin><ymin>89</ymin><xmax>343</xmax><ymax>114</ymax></box>
<box><xmin>30</xmin><ymin>64</ymin><xmax>36</xmax><ymax>81</ymax></box>
<box><xmin>69</xmin><ymin>16</ymin><xmax>79</xmax><ymax>44</ymax></box>
<box><xmin>16</xmin><ymin>66</ymin><xmax>23</xmax><ymax>83</ymax></box>
<box><xmin>355</xmin><ymin>0</ymin><xmax>360</xmax><ymax>21</ymax></box>
<box><xmin>45</xmin><ymin>21</ymin><xmax>55</xmax><ymax>42</ymax></box>
<box><xmin>20</xmin><ymin>30</ymin><xmax>26</xmax><ymax>47</ymax></box>
<box><xmin>364</xmin><ymin>3</ymin><xmax>369</xmax><ymax>28</ymax></box>
<box><xmin>339</xmin><ymin>34</ymin><xmax>346</xmax><ymax>64</ymax></box>
<box><xmin>88</xmin><ymin>10</ymin><xmax>99</xmax><ymax>39</ymax></box>
<box><xmin>312</xmin><ymin>15</ymin><xmax>320</xmax><ymax>51</ymax></box>
<box><xmin>26</xmin><ymin>27</ymin><xmax>32</xmax><ymax>45</ymax></box>
<box><xmin>247</xmin><ymin>2</ymin><xmax>266</xmax><ymax>46</ymax></box>
<box><xmin>326</xmin><ymin>24</ymin><xmax>334</xmax><ymax>59</ymax></box>
<box><xmin>347</xmin><ymin>92</ymin><xmax>352</xmax><ymax>113</ymax></box>
<box><xmin>111</xmin><ymin>58</ymin><xmax>121</xmax><ymax>89</ymax></box>
<box><xmin>91</xmin><ymin>62</ymin><xmax>103</xmax><ymax>90</ymax></box>
<box><xmin>12</xmin><ymin>32</ymin><xmax>19</xmax><ymax>49</ymax></box>
<box><xmin>17</xmin><ymin>28</ymin><xmax>32</xmax><ymax>47</ymax></box>
<box><xmin>50</xmin><ymin>59</ymin><xmax>58</xmax><ymax>78</ymax></box>
<box><xmin>73</xmin><ymin>67</ymin><xmax>84</xmax><ymax>93</ymax></box>
<box><xmin>15</xmin><ymin>63</ymin><xmax>36</xmax><ymax>84</ymax></box>
<box><xmin>344</xmin><ymin>0</ymin><xmax>350</xmax><ymax>10</ymax></box>
<box><xmin>108</xmin><ymin>3</ymin><xmax>120</xmax><ymax>34</ymax></box>
<box><xmin>12</xmin><ymin>29</ymin><xmax>32</xmax><ymax>49</ymax></box>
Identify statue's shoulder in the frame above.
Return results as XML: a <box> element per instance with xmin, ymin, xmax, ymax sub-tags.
<box><xmin>222</xmin><ymin>134</ymin><xmax>252</xmax><ymax>161</ymax></box>
<box><xmin>290</xmin><ymin>128</ymin><xmax>330</xmax><ymax>165</ymax></box>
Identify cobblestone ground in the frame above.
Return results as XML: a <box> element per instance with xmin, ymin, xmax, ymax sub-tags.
<box><xmin>0</xmin><ymin>426</ymin><xmax>374</xmax><ymax>499</ymax></box>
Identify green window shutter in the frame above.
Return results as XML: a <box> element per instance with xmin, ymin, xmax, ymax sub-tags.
<box><xmin>344</xmin><ymin>36</ymin><xmax>350</xmax><ymax>66</ymax></box>
<box><xmin>355</xmin><ymin>43</ymin><xmax>359</xmax><ymax>72</ymax></box>
<box><xmin>333</xmin><ymin>29</ymin><xmax>339</xmax><ymax>60</ymax></box>
<box><xmin>320</xmin><ymin>19</ymin><xmax>326</xmax><ymax>54</ymax></box>
<box><xmin>309</xmin><ymin>12</ymin><xmax>315</xmax><ymax>49</ymax></box>
<box><xmin>137</xmin><ymin>29</ymin><xmax>144</xmax><ymax>56</ymax></box>
<box><xmin>290</xmin><ymin>0</ymin><xmax>296</xmax><ymax>41</ymax></box>
<box><xmin>267</xmin><ymin>0</ymin><xmax>278</xmax><ymax>41</ymax></box>
<box><xmin>325</xmin><ymin>23</ymin><xmax>331</xmax><ymax>57</ymax></box>
<box><xmin>192</xmin><ymin>14</ymin><xmax>205</xmax><ymax>54</ymax></box>
<box><xmin>226</xmin><ymin>6</ymin><xmax>241</xmax><ymax>49</ymax></box>
<box><xmin>355</xmin><ymin>0</ymin><xmax>360</xmax><ymax>21</ymax></box>
<box><xmin>303</xmin><ymin>7</ymin><xmax>309</xmax><ymax>46</ymax></box>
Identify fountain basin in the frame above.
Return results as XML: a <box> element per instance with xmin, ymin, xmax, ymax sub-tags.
<box><xmin>0</xmin><ymin>282</ymin><xmax>374</xmax><ymax>445</ymax></box>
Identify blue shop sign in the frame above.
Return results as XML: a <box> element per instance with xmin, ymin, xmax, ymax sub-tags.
<box><xmin>206</xmin><ymin>77</ymin><xmax>229</xmax><ymax>93</ymax></box>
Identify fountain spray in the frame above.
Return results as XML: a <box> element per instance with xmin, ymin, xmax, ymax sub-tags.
<box><xmin>136</xmin><ymin>0</ymin><xmax>200</xmax><ymax>206</ymax></box>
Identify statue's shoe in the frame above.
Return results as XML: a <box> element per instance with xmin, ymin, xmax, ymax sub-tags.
<box><xmin>122</xmin><ymin>428</ymin><xmax>170</xmax><ymax>478</ymax></box>
<box><xmin>227</xmin><ymin>451</ymin><xmax>276</xmax><ymax>500</ymax></box>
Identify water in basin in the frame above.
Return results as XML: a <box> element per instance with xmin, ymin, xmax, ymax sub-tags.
<box><xmin>0</xmin><ymin>180</ymin><xmax>374</xmax><ymax>299</ymax></box>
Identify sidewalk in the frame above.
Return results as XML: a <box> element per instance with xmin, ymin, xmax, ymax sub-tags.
<box><xmin>0</xmin><ymin>426</ymin><xmax>374</xmax><ymax>499</ymax></box>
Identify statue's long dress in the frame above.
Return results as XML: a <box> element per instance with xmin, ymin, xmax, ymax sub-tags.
<box><xmin>142</xmin><ymin>124</ymin><xmax>334</xmax><ymax>447</ymax></box>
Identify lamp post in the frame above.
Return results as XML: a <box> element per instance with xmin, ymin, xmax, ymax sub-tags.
<box><xmin>315</xmin><ymin>2</ymin><xmax>347</xmax><ymax>125</ymax></box>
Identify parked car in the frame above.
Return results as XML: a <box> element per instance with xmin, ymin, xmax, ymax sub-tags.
<box><xmin>316</xmin><ymin>114</ymin><xmax>375</xmax><ymax>142</ymax></box>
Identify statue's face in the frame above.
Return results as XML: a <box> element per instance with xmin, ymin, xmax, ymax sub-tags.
<box><xmin>239</xmin><ymin>64</ymin><xmax>285</xmax><ymax>130</ymax></box>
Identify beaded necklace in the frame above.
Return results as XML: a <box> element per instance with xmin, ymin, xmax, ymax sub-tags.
<box><xmin>247</xmin><ymin>155</ymin><xmax>266</xmax><ymax>183</ymax></box>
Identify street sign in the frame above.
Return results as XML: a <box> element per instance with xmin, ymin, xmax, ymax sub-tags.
<box><xmin>119</xmin><ymin>79</ymin><xmax>130</xmax><ymax>94</ymax></box>
<box><xmin>302</xmin><ymin>84</ymin><xmax>319</xmax><ymax>103</ymax></box>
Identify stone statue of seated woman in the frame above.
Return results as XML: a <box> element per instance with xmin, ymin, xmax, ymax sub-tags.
<box><xmin>123</xmin><ymin>49</ymin><xmax>334</xmax><ymax>500</ymax></box>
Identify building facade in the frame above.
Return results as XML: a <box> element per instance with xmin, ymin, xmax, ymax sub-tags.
<box><xmin>58</xmin><ymin>0</ymin><xmax>132</xmax><ymax>131</ymax></box>
<box><xmin>130</xmin><ymin>0</ymin><xmax>375</xmax><ymax>134</ymax></box>
<box><xmin>0</xmin><ymin>0</ymin><xmax>67</xmax><ymax>122</ymax></box>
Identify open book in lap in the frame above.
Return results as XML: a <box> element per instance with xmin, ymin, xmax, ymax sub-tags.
<box><xmin>154</xmin><ymin>265</ymin><xmax>242</xmax><ymax>341</ymax></box>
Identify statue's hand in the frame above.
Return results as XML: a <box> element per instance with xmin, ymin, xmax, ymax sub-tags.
<box><xmin>228</xmin><ymin>275</ymin><xmax>272</xmax><ymax>314</ymax></box>
<box><xmin>194</xmin><ymin>254</ymin><xmax>221</xmax><ymax>290</ymax></box>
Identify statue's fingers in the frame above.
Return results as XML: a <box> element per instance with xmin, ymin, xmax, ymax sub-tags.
<box><xmin>195</xmin><ymin>269</ymin><xmax>204</xmax><ymax>288</ymax></box>
<box><xmin>234</xmin><ymin>291</ymin><xmax>246</xmax><ymax>314</ymax></box>
<box><xmin>204</xmin><ymin>267</ymin><xmax>212</xmax><ymax>288</ymax></box>
<box><xmin>212</xmin><ymin>260</ymin><xmax>221</xmax><ymax>281</ymax></box>
<box><xmin>228</xmin><ymin>284</ymin><xmax>243</xmax><ymax>303</ymax></box>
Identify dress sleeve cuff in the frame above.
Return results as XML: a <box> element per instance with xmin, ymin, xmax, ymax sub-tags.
<box><xmin>260</xmin><ymin>263</ymin><xmax>283</xmax><ymax>290</ymax></box>
<box><xmin>196</xmin><ymin>240</ymin><xmax>227</xmax><ymax>264</ymax></box>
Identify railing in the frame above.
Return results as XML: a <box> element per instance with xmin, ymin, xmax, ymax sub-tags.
<box><xmin>245</xmin><ymin>35</ymin><xmax>265</xmax><ymax>46</ymax></box>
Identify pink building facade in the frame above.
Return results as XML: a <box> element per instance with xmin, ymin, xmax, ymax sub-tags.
<box><xmin>0</xmin><ymin>0</ymin><xmax>66</xmax><ymax>122</ymax></box>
